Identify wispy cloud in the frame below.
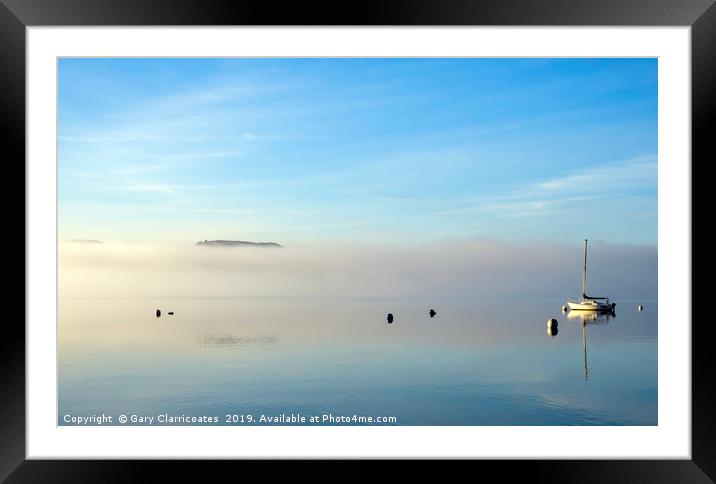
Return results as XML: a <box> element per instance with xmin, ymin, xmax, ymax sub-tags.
<box><xmin>59</xmin><ymin>58</ymin><xmax>658</xmax><ymax>244</ymax></box>
<box><xmin>59</xmin><ymin>134</ymin><xmax>159</xmax><ymax>144</ymax></box>
<box><xmin>123</xmin><ymin>184</ymin><xmax>176</xmax><ymax>194</ymax></box>
<box><xmin>436</xmin><ymin>156</ymin><xmax>656</xmax><ymax>219</ymax></box>
<box><xmin>530</xmin><ymin>156</ymin><xmax>656</xmax><ymax>193</ymax></box>
<box><xmin>180</xmin><ymin>150</ymin><xmax>245</xmax><ymax>159</ymax></box>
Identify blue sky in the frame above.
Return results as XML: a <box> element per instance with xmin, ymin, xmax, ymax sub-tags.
<box><xmin>58</xmin><ymin>58</ymin><xmax>657</xmax><ymax>246</ymax></box>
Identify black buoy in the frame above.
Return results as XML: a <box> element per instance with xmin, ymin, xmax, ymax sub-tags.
<box><xmin>547</xmin><ymin>318</ymin><xmax>558</xmax><ymax>329</ymax></box>
<box><xmin>429</xmin><ymin>309</ymin><xmax>436</xmax><ymax>318</ymax></box>
<box><xmin>155</xmin><ymin>309</ymin><xmax>161</xmax><ymax>318</ymax></box>
<box><xmin>547</xmin><ymin>326</ymin><xmax>558</xmax><ymax>337</ymax></box>
<box><xmin>637</xmin><ymin>305</ymin><xmax>644</xmax><ymax>311</ymax></box>
<box><xmin>387</xmin><ymin>313</ymin><xmax>394</xmax><ymax>324</ymax></box>
<box><xmin>168</xmin><ymin>311</ymin><xmax>174</xmax><ymax>315</ymax></box>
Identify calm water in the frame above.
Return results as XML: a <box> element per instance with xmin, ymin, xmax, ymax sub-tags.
<box><xmin>58</xmin><ymin>298</ymin><xmax>657</xmax><ymax>425</ymax></box>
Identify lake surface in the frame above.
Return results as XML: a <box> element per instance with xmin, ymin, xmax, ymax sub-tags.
<box><xmin>58</xmin><ymin>298</ymin><xmax>657</xmax><ymax>425</ymax></box>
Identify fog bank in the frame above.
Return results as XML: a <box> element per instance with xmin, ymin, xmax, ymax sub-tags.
<box><xmin>59</xmin><ymin>240</ymin><xmax>657</xmax><ymax>300</ymax></box>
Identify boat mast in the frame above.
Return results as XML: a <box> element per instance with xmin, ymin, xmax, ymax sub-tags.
<box><xmin>582</xmin><ymin>239</ymin><xmax>588</xmax><ymax>298</ymax></box>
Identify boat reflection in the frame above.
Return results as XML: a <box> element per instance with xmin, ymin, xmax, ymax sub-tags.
<box><xmin>566</xmin><ymin>309</ymin><xmax>615</xmax><ymax>323</ymax></box>
<box><xmin>567</xmin><ymin>310</ymin><xmax>615</xmax><ymax>381</ymax></box>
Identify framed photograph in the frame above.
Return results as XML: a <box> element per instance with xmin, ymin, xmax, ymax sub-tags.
<box><xmin>5</xmin><ymin>0</ymin><xmax>712</xmax><ymax>479</ymax></box>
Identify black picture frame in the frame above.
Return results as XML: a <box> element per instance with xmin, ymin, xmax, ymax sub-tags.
<box><xmin>4</xmin><ymin>0</ymin><xmax>712</xmax><ymax>480</ymax></box>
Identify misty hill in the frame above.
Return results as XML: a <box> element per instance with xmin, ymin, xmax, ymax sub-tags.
<box><xmin>69</xmin><ymin>239</ymin><xmax>102</xmax><ymax>244</ymax></box>
<box><xmin>196</xmin><ymin>240</ymin><xmax>283</xmax><ymax>248</ymax></box>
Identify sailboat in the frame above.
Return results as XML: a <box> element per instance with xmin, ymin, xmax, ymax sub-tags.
<box><xmin>566</xmin><ymin>239</ymin><xmax>616</xmax><ymax>312</ymax></box>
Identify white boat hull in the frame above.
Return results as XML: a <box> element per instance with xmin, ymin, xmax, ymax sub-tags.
<box><xmin>567</xmin><ymin>301</ymin><xmax>613</xmax><ymax>311</ymax></box>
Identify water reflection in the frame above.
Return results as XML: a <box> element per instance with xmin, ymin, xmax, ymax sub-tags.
<box><xmin>199</xmin><ymin>334</ymin><xmax>277</xmax><ymax>348</ymax></box>
<box><xmin>59</xmin><ymin>299</ymin><xmax>657</xmax><ymax>425</ymax></box>
<box><xmin>566</xmin><ymin>310</ymin><xmax>614</xmax><ymax>381</ymax></box>
<box><xmin>567</xmin><ymin>309</ymin><xmax>616</xmax><ymax>323</ymax></box>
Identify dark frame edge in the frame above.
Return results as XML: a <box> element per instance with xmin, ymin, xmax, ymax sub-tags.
<box><xmin>0</xmin><ymin>0</ymin><xmax>26</xmax><ymax>482</ymax></box>
<box><xmin>691</xmin><ymin>0</ymin><xmax>716</xmax><ymax>480</ymax></box>
<box><xmin>0</xmin><ymin>0</ymin><xmax>715</xmax><ymax>26</ymax></box>
<box><xmin>5</xmin><ymin>0</ymin><xmax>714</xmax><ymax>481</ymax></box>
